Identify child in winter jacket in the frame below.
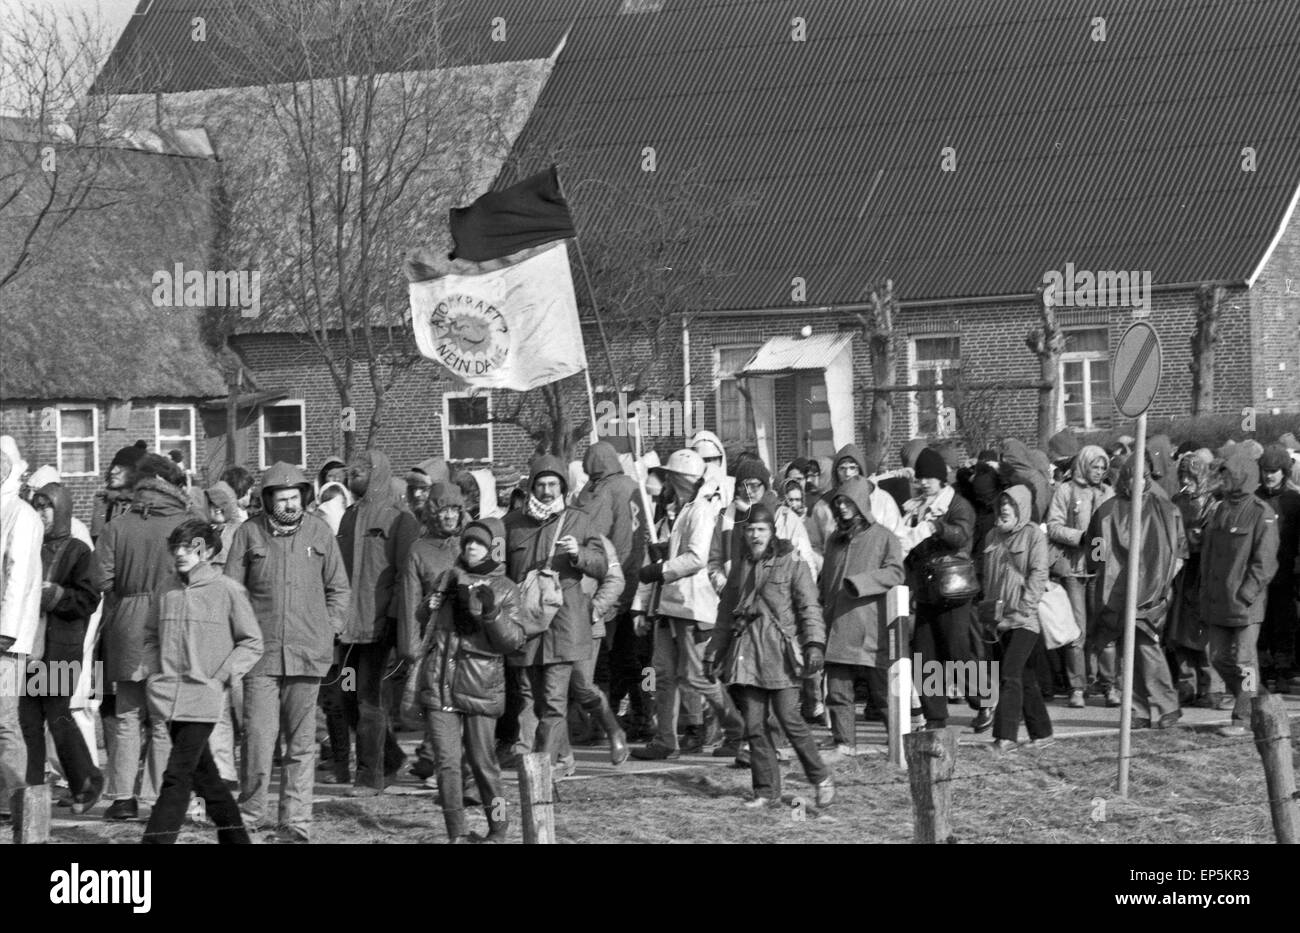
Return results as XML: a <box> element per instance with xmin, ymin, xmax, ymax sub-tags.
<box><xmin>142</xmin><ymin>520</ymin><xmax>262</xmax><ymax>844</ymax></box>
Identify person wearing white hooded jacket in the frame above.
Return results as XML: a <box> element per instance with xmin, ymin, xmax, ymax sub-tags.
<box><xmin>1</xmin><ymin>437</ymin><xmax>45</xmax><ymax>809</ymax></box>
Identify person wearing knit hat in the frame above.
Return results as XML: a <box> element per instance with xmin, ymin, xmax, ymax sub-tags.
<box><xmin>704</xmin><ymin>497</ymin><xmax>835</xmax><ymax>809</ymax></box>
<box><xmin>92</xmin><ymin>440</ymin><xmax>150</xmax><ymax>539</ymax></box>
<box><xmin>898</xmin><ymin>444</ymin><xmax>989</xmax><ymax>731</ymax></box>
<box><xmin>1256</xmin><ymin>445</ymin><xmax>1300</xmax><ymax>690</ymax></box>
<box><xmin>413</xmin><ymin>512</ymin><xmax>527</xmax><ymax>843</ymax></box>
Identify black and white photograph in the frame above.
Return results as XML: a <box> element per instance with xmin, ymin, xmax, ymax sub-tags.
<box><xmin>0</xmin><ymin>0</ymin><xmax>1296</xmax><ymax>900</ymax></box>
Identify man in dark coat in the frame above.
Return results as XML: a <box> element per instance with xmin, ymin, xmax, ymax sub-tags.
<box><xmin>91</xmin><ymin>441</ymin><xmax>148</xmax><ymax>541</ymax></box>
<box><xmin>22</xmin><ymin>483</ymin><xmax>103</xmax><ymax>811</ymax></box>
<box><xmin>1257</xmin><ymin>444</ymin><xmax>1300</xmax><ymax>689</ymax></box>
<box><xmin>92</xmin><ymin>454</ymin><xmax>199</xmax><ymax>820</ymax></box>
<box><xmin>1202</xmin><ymin>452</ymin><xmax>1279</xmax><ymax>736</ymax></box>
<box><xmin>338</xmin><ymin>450</ymin><xmax>420</xmax><ymax>794</ymax></box>
<box><xmin>1086</xmin><ymin>456</ymin><xmax>1186</xmax><ymax>729</ymax></box>
<box><xmin>226</xmin><ymin>463</ymin><xmax>350</xmax><ymax>841</ymax></box>
<box><xmin>503</xmin><ymin>455</ymin><xmax>607</xmax><ymax>763</ymax></box>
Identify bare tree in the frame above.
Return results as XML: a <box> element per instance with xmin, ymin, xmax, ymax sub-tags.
<box><xmin>1025</xmin><ymin>283</ymin><xmax>1064</xmax><ymax>447</ymax></box>
<box><xmin>1190</xmin><ymin>283</ymin><xmax>1223</xmax><ymax>416</ymax></box>
<box><xmin>199</xmin><ymin>0</ymin><xmax>529</xmax><ymax>458</ymax></box>
<box><xmin>0</xmin><ymin>3</ymin><xmax>148</xmax><ymax>291</ymax></box>
<box><xmin>856</xmin><ymin>279</ymin><xmax>898</xmax><ymax>466</ymax></box>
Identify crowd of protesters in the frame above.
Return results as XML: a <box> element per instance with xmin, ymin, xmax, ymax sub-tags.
<box><xmin>0</xmin><ymin>423</ymin><xmax>1297</xmax><ymax>841</ymax></box>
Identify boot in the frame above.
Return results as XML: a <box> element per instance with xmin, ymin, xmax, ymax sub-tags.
<box><xmin>443</xmin><ymin>809</ymin><xmax>469</xmax><ymax>844</ymax></box>
<box><xmin>473</xmin><ymin>816</ymin><xmax>509</xmax><ymax>844</ymax></box>
<box><xmin>595</xmin><ymin>698</ymin><xmax>629</xmax><ymax>765</ymax></box>
<box><xmin>679</xmin><ymin>724</ymin><xmax>704</xmax><ymax>754</ymax></box>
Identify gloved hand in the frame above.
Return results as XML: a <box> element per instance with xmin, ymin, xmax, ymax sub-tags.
<box><xmin>803</xmin><ymin>644</ymin><xmax>825</xmax><ymax>677</ymax></box>
<box><xmin>475</xmin><ymin>583</ymin><xmax>496</xmax><ymax>616</ymax></box>
<box><xmin>40</xmin><ymin>582</ymin><xmax>63</xmax><ymax>611</ymax></box>
<box><xmin>638</xmin><ymin>562</ymin><xmax>665</xmax><ymax>584</ymax></box>
<box><xmin>647</xmin><ymin>541</ymin><xmax>670</xmax><ymax>562</ymax></box>
<box><xmin>633</xmin><ymin>613</ymin><xmax>651</xmax><ymax>637</ymax></box>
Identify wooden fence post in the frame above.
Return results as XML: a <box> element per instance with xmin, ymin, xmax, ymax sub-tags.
<box><xmin>1250</xmin><ymin>694</ymin><xmax>1298</xmax><ymax>844</ymax></box>
<box><xmin>518</xmin><ymin>752</ymin><xmax>556</xmax><ymax>845</ymax></box>
<box><xmin>904</xmin><ymin>728</ymin><xmax>957</xmax><ymax>844</ymax></box>
<box><xmin>13</xmin><ymin>785</ymin><xmax>50</xmax><ymax>844</ymax></box>
<box><xmin>887</xmin><ymin>585</ymin><xmax>912</xmax><ymax>770</ymax></box>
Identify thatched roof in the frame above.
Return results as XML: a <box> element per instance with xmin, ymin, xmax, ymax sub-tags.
<box><xmin>0</xmin><ymin>139</ymin><xmax>229</xmax><ymax>399</ymax></box>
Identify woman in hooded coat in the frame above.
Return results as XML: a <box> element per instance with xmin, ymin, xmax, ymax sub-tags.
<box><xmin>1167</xmin><ymin>454</ymin><xmax>1226</xmax><ymax>707</ymax></box>
<box><xmin>981</xmin><ymin>485</ymin><xmax>1053</xmax><ymax>751</ymax></box>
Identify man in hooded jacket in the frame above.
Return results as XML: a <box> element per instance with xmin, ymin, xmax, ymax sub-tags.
<box><xmin>91</xmin><ymin>441</ymin><xmax>149</xmax><ymax>541</ymax></box>
<box><xmin>503</xmin><ymin>455</ymin><xmax>607</xmax><ymax>763</ymax></box>
<box><xmin>92</xmin><ymin>453</ymin><xmax>198</xmax><ymax>820</ymax></box>
<box><xmin>226</xmin><ymin>462</ymin><xmax>350</xmax><ymax>841</ymax></box>
<box><xmin>338</xmin><ymin>450</ymin><xmax>420</xmax><ymax>794</ymax></box>
<box><xmin>1201</xmin><ymin>452</ymin><xmax>1279</xmax><ymax>736</ymax></box>
<box><xmin>1086</xmin><ymin>456</ymin><xmax>1186</xmax><ymax>729</ymax></box>
<box><xmin>819</xmin><ymin>476</ymin><xmax>906</xmax><ymax>757</ymax></box>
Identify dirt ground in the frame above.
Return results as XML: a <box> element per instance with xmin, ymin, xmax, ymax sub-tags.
<box><xmin>31</xmin><ymin>724</ymin><xmax>1295</xmax><ymax>844</ymax></box>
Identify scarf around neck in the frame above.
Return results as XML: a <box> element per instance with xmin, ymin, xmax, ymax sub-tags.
<box><xmin>526</xmin><ymin>494</ymin><xmax>566</xmax><ymax>523</ymax></box>
<box><xmin>269</xmin><ymin>505</ymin><xmax>304</xmax><ymax>536</ymax></box>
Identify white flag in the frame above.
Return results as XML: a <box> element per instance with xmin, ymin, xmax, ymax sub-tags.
<box><xmin>409</xmin><ymin>241</ymin><xmax>587</xmax><ymax>390</ymax></box>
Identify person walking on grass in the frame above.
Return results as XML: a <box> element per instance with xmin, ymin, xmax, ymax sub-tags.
<box><xmin>706</xmin><ymin>504</ymin><xmax>834</xmax><ymax>810</ymax></box>
<box><xmin>142</xmin><ymin>521</ymin><xmax>262</xmax><ymax>844</ymax></box>
<box><xmin>981</xmin><ymin>486</ymin><xmax>1053</xmax><ymax>753</ymax></box>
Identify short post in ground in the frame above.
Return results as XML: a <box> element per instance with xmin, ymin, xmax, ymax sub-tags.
<box><xmin>1250</xmin><ymin>693</ymin><xmax>1298</xmax><ymax>844</ymax></box>
<box><xmin>904</xmin><ymin>727</ymin><xmax>957</xmax><ymax>844</ymax></box>
<box><xmin>518</xmin><ymin>752</ymin><xmax>556</xmax><ymax>844</ymax></box>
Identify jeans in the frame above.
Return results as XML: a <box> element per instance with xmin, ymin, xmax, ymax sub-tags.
<box><xmin>1261</xmin><ymin>577</ymin><xmax>1297</xmax><ymax>676</ymax></box>
<box><xmin>557</xmin><ymin>641</ymin><xmax>605</xmax><ymax>759</ymax></box>
<box><xmin>651</xmin><ymin>618</ymin><xmax>743</xmax><ymax>749</ymax></box>
<box><xmin>1171</xmin><ymin>645</ymin><xmax>1224</xmax><ymax>701</ymax></box>
<box><xmin>1131</xmin><ymin>629</ymin><xmax>1179</xmax><ymax>721</ymax></box>
<box><xmin>106</xmin><ymin>679</ymin><xmax>170</xmax><ymax>803</ymax></box>
<box><xmin>1067</xmin><ymin>575</ymin><xmax>1116</xmax><ymax>690</ymax></box>
<box><xmin>143</xmin><ymin>721</ymin><xmax>250</xmax><ymax>845</ymax></box>
<box><xmin>824</xmin><ymin>663</ymin><xmax>888</xmax><ymax>750</ymax></box>
<box><xmin>913</xmin><ymin>600</ymin><xmax>987</xmax><ymax>724</ymax></box>
<box><xmin>239</xmin><ymin>674</ymin><xmax>320</xmax><ymax>838</ymax></box>
<box><xmin>730</xmin><ymin>685</ymin><xmax>827</xmax><ymax>798</ymax></box>
<box><xmin>1208</xmin><ymin>623</ymin><xmax>1263</xmax><ymax>724</ymax></box>
<box><xmin>0</xmin><ymin>654</ymin><xmax>28</xmax><ymax>805</ymax></box>
<box><xmin>993</xmin><ymin>628</ymin><xmax>1053</xmax><ymax>742</ymax></box>
<box><xmin>514</xmin><ymin>663</ymin><xmax>572</xmax><ymax>761</ymax></box>
<box><xmin>19</xmin><ymin>689</ymin><xmax>101</xmax><ymax>794</ymax></box>
<box><xmin>426</xmin><ymin>709</ymin><xmax>502</xmax><ymax>835</ymax></box>
<box><xmin>344</xmin><ymin>640</ymin><xmax>405</xmax><ymax>788</ymax></box>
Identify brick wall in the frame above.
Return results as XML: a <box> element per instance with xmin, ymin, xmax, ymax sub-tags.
<box><xmin>1249</xmin><ymin>202</ymin><xmax>1300</xmax><ymax>413</ymax></box>
<box><xmin>1</xmin><ymin>398</ymin><xmax>212</xmax><ymax>525</ymax></box>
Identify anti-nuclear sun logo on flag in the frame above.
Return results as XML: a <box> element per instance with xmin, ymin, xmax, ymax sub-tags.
<box><xmin>428</xmin><ymin>295</ymin><xmax>509</xmax><ymax>377</ymax></box>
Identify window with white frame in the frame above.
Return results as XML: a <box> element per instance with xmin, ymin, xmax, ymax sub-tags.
<box><xmin>260</xmin><ymin>400</ymin><xmax>306</xmax><ymax>469</ymax></box>
<box><xmin>156</xmin><ymin>405</ymin><xmax>195</xmax><ymax>470</ymax></box>
<box><xmin>908</xmin><ymin>335</ymin><xmax>961</xmax><ymax>437</ymax></box>
<box><xmin>443</xmin><ymin>392</ymin><xmax>492</xmax><ymax>462</ymax></box>
<box><xmin>1058</xmin><ymin>328</ymin><xmax>1112</xmax><ymax>430</ymax></box>
<box><xmin>716</xmin><ymin>345</ymin><xmax>761</xmax><ymax>448</ymax></box>
<box><xmin>57</xmin><ymin>406</ymin><xmax>98</xmax><ymax>476</ymax></box>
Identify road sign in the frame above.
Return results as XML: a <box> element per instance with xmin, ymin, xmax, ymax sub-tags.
<box><xmin>1111</xmin><ymin>322</ymin><xmax>1162</xmax><ymax>418</ymax></box>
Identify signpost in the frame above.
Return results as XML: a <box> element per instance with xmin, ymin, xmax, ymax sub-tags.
<box><xmin>1111</xmin><ymin>322</ymin><xmax>1162</xmax><ymax>797</ymax></box>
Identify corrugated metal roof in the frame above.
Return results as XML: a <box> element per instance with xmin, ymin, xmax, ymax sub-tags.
<box><xmin>743</xmin><ymin>333</ymin><xmax>853</xmax><ymax>374</ymax></box>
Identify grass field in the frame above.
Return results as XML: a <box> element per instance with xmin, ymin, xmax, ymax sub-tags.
<box><xmin>39</xmin><ymin>724</ymin><xmax>1296</xmax><ymax>844</ymax></box>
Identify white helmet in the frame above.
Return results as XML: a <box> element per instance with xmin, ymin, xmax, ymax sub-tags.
<box><xmin>663</xmin><ymin>448</ymin><xmax>705</xmax><ymax>480</ymax></box>
<box><xmin>692</xmin><ymin>437</ymin><xmax>723</xmax><ymax>460</ymax></box>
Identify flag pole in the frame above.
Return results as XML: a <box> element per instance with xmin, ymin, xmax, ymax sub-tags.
<box><xmin>554</xmin><ymin>169</ymin><xmax>620</xmax><ymax>390</ymax></box>
<box><xmin>582</xmin><ymin>364</ymin><xmax>600</xmax><ymax>444</ymax></box>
